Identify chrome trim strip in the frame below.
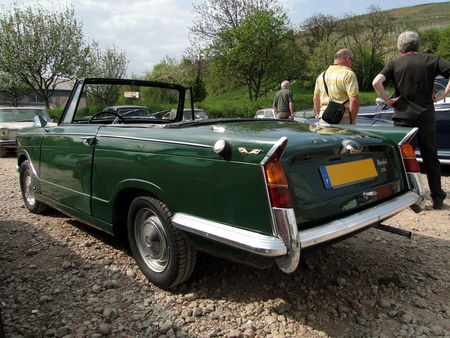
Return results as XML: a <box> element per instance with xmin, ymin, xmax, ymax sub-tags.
<box><xmin>98</xmin><ymin>134</ymin><xmax>213</xmax><ymax>149</ymax></box>
<box><xmin>260</xmin><ymin>136</ymin><xmax>287</xmax><ymax>166</ymax></box>
<box><xmin>417</xmin><ymin>157</ymin><xmax>450</xmax><ymax>165</ymax></box>
<box><xmin>398</xmin><ymin>127</ymin><xmax>418</xmax><ymax>146</ymax></box>
<box><xmin>0</xmin><ymin>140</ymin><xmax>16</xmax><ymax>146</ymax></box>
<box><xmin>299</xmin><ymin>191</ymin><xmax>420</xmax><ymax>248</ymax></box>
<box><xmin>172</xmin><ymin>213</ymin><xmax>287</xmax><ymax>256</ymax></box>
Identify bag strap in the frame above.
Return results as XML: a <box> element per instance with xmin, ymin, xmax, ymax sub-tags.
<box><xmin>322</xmin><ymin>69</ymin><xmax>349</xmax><ymax>104</ymax></box>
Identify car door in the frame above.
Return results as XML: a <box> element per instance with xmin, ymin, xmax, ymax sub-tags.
<box><xmin>39</xmin><ymin>124</ymin><xmax>100</xmax><ymax>215</ymax></box>
<box><xmin>435</xmin><ymin>105</ymin><xmax>450</xmax><ymax>156</ymax></box>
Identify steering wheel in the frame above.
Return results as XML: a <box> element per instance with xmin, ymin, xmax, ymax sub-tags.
<box><xmin>88</xmin><ymin>111</ymin><xmax>126</xmax><ymax>124</ymax></box>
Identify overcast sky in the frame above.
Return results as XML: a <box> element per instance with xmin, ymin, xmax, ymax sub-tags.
<box><xmin>2</xmin><ymin>0</ymin><xmax>448</xmax><ymax>76</ymax></box>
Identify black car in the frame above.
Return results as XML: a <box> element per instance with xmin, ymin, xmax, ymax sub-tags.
<box><xmin>356</xmin><ymin>100</ymin><xmax>450</xmax><ymax>165</ymax></box>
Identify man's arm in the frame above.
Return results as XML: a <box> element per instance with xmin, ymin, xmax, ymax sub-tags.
<box><xmin>372</xmin><ymin>74</ymin><xmax>400</xmax><ymax>107</ymax></box>
<box><xmin>349</xmin><ymin>95</ymin><xmax>359</xmax><ymax>124</ymax></box>
<box><xmin>313</xmin><ymin>94</ymin><xmax>321</xmax><ymax>118</ymax></box>
<box><xmin>288</xmin><ymin>101</ymin><xmax>294</xmax><ymax>120</ymax></box>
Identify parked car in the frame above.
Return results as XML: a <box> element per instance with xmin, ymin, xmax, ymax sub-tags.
<box><xmin>356</xmin><ymin>100</ymin><xmax>450</xmax><ymax>165</ymax></box>
<box><xmin>164</xmin><ymin>108</ymin><xmax>208</xmax><ymax>120</ymax></box>
<box><xmin>0</xmin><ymin>107</ymin><xmax>54</xmax><ymax>157</ymax></box>
<box><xmin>17</xmin><ymin>78</ymin><xmax>425</xmax><ymax>289</ymax></box>
<box><xmin>255</xmin><ymin>108</ymin><xmax>276</xmax><ymax>119</ymax></box>
<box><xmin>254</xmin><ymin>108</ymin><xmax>315</xmax><ymax>122</ymax></box>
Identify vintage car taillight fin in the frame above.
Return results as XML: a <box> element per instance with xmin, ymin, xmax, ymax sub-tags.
<box><xmin>262</xmin><ymin>137</ymin><xmax>293</xmax><ymax>208</ymax></box>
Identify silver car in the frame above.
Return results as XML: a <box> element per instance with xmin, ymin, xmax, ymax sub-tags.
<box><xmin>0</xmin><ymin>107</ymin><xmax>54</xmax><ymax>157</ymax></box>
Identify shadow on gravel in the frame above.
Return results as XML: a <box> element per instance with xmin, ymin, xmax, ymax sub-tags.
<box><xmin>1</xmin><ymin>214</ymin><xmax>449</xmax><ymax>336</ymax></box>
<box><xmin>180</xmin><ymin>227</ymin><xmax>450</xmax><ymax>336</ymax></box>
<box><xmin>0</xmin><ymin>219</ymin><xmax>180</xmax><ymax>337</ymax></box>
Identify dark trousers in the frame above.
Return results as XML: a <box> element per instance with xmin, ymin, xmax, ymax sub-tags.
<box><xmin>394</xmin><ymin>118</ymin><xmax>446</xmax><ymax>201</ymax></box>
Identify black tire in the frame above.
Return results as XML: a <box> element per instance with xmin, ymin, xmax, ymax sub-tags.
<box><xmin>0</xmin><ymin>147</ymin><xmax>7</xmax><ymax>158</ymax></box>
<box><xmin>19</xmin><ymin>160</ymin><xmax>49</xmax><ymax>214</ymax></box>
<box><xmin>127</xmin><ymin>196</ymin><xmax>197</xmax><ymax>289</ymax></box>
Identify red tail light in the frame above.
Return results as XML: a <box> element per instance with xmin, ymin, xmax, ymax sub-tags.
<box><xmin>400</xmin><ymin>143</ymin><xmax>420</xmax><ymax>172</ymax></box>
<box><xmin>263</xmin><ymin>139</ymin><xmax>293</xmax><ymax>208</ymax></box>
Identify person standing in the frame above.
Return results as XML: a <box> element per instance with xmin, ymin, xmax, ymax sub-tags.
<box><xmin>313</xmin><ymin>48</ymin><xmax>360</xmax><ymax>124</ymax></box>
<box><xmin>273</xmin><ymin>80</ymin><xmax>294</xmax><ymax>119</ymax></box>
<box><xmin>372</xmin><ymin>30</ymin><xmax>450</xmax><ymax>209</ymax></box>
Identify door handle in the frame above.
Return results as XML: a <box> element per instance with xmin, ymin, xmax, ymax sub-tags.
<box><xmin>81</xmin><ymin>136</ymin><xmax>96</xmax><ymax>146</ymax></box>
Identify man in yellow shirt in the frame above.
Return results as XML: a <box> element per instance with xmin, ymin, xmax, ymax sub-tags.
<box><xmin>313</xmin><ymin>48</ymin><xmax>360</xmax><ymax>124</ymax></box>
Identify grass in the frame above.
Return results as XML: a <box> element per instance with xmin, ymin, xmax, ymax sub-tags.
<box><xmin>197</xmin><ymin>83</ymin><xmax>379</xmax><ymax>118</ymax></box>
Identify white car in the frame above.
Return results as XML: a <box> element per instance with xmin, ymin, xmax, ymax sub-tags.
<box><xmin>0</xmin><ymin>107</ymin><xmax>55</xmax><ymax>157</ymax></box>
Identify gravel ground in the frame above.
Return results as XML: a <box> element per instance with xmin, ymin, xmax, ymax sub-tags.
<box><xmin>1</xmin><ymin>155</ymin><xmax>449</xmax><ymax>337</ymax></box>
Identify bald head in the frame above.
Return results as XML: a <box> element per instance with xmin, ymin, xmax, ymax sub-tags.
<box><xmin>334</xmin><ymin>48</ymin><xmax>354</xmax><ymax>67</ymax></box>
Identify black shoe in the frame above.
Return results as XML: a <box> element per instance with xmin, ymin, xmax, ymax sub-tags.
<box><xmin>432</xmin><ymin>199</ymin><xmax>444</xmax><ymax>210</ymax></box>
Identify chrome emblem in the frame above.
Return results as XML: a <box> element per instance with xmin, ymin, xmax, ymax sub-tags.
<box><xmin>238</xmin><ymin>147</ymin><xmax>262</xmax><ymax>155</ymax></box>
<box><xmin>363</xmin><ymin>191</ymin><xmax>377</xmax><ymax>200</ymax></box>
<box><xmin>341</xmin><ymin>140</ymin><xmax>363</xmax><ymax>154</ymax></box>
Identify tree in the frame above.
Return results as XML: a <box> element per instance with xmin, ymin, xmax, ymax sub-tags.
<box><xmin>338</xmin><ymin>6</ymin><xmax>394</xmax><ymax>91</ymax></box>
<box><xmin>190</xmin><ymin>0</ymin><xmax>282</xmax><ymax>42</ymax></box>
<box><xmin>211</xmin><ymin>9</ymin><xmax>297</xmax><ymax>101</ymax></box>
<box><xmin>437</xmin><ymin>25</ymin><xmax>450</xmax><ymax>60</ymax></box>
<box><xmin>0</xmin><ymin>71</ymin><xmax>32</xmax><ymax>106</ymax></box>
<box><xmin>420</xmin><ymin>28</ymin><xmax>441</xmax><ymax>53</ymax></box>
<box><xmin>0</xmin><ymin>5</ymin><xmax>90</xmax><ymax>108</ymax></box>
<box><xmin>85</xmin><ymin>41</ymin><xmax>128</xmax><ymax>78</ymax></box>
<box><xmin>300</xmin><ymin>13</ymin><xmax>338</xmax><ymax>50</ymax></box>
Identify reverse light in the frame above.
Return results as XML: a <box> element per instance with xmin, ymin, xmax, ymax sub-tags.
<box><xmin>400</xmin><ymin>143</ymin><xmax>420</xmax><ymax>172</ymax></box>
<box><xmin>263</xmin><ymin>138</ymin><xmax>293</xmax><ymax>208</ymax></box>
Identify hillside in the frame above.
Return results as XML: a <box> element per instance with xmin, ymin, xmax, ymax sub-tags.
<box><xmin>368</xmin><ymin>2</ymin><xmax>450</xmax><ymax>30</ymax></box>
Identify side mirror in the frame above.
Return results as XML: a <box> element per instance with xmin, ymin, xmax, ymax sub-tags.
<box><xmin>33</xmin><ymin>114</ymin><xmax>48</xmax><ymax>128</ymax></box>
<box><xmin>375</xmin><ymin>97</ymin><xmax>385</xmax><ymax>106</ymax></box>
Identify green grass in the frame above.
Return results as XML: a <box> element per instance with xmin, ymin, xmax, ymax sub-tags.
<box><xmin>198</xmin><ymin>83</ymin><xmax>379</xmax><ymax>118</ymax></box>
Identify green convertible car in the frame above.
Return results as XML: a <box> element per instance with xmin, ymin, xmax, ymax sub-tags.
<box><xmin>17</xmin><ymin>78</ymin><xmax>426</xmax><ymax>289</ymax></box>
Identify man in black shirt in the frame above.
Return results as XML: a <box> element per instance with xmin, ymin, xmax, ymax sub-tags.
<box><xmin>373</xmin><ymin>30</ymin><xmax>450</xmax><ymax>209</ymax></box>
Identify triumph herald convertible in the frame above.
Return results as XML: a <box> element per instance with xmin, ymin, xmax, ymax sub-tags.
<box><xmin>17</xmin><ymin>78</ymin><xmax>426</xmax><ymax>289</ymax></box>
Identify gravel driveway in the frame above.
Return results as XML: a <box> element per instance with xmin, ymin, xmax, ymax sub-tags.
<box><xmin>1</xmin><ymin>156</ymin><xmax>449</xmax><ymax>337</ymax></box>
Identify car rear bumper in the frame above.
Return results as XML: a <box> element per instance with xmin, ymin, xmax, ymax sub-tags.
<box><xmin>172</xmin><ymin>190</ymin><xmax>421</xmax><ymax>272</ymax></box>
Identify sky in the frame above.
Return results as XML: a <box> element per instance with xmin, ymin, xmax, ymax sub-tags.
<box><xmin>2</xmin><ymin>0</ymin><xmax>449</xmax><ymax>76</ymax></box>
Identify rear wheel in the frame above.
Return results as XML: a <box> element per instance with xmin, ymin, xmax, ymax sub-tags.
<box><xmin>0</xmin><ymin>147</ymin><xmax>7</xmax><ymax>158</ymax></box>
<box><xmin>19</xmin><ymin>160</ymin><xmax>48</xmax><ymax>213</ymax></box>
<box><xmin>127</xmin><ymin>196</ymin><xmax>197</xmax><ymax>289</ymax></box>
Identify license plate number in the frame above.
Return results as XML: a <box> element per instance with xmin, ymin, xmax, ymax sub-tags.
<box><xmin>320</xmin><ymin>159</ymin><xmax>378</xmax><ymax>189</ymax></box>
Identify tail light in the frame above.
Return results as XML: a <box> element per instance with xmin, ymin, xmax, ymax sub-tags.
<box><xmin>263</xmin><ymin>138</ymin><xmax>293</xmax><ymax>208</ymax></box>
<box><xmin>400</xmin><ymin>143</ymin><xmax>420</xmax><ymax>172</ymax></box>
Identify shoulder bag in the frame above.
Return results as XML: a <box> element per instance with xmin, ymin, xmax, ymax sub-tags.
<box><xmin>321</xmin><ymin>71</ymin><xmax>349</xmax><ymax>124</ymax></box>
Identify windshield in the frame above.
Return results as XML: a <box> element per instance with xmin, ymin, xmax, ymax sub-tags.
<box><xmin>0</xmin><ymin>108</ymin><xmax>48</xmax><ymax>123</ymax></box>
<box><xmin>72</xmin><ymin>82</ymin><xmax>182</xmax><ymax>123</ymax></box>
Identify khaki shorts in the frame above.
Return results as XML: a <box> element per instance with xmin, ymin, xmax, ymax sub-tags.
<box><xmin>277</xmin><ymin>111</ymin><xmax>291</xmax><ymax>119</ymax></box>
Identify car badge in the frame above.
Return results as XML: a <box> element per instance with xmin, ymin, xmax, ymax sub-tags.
<box><xmin>341</xmin><ymin>139</ymin><xmax>363</xmax><ymax>154</ymax></box>
<box><xmin>238</xmin><ymin>147</ymin><xmax>262</xmax><ymax>155</ymax></box>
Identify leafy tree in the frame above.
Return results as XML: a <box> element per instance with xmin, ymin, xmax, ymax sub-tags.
<box><xmin>190</xmin><ymin>0</ymin><xmax>282</xmax><ymax>42</ymax></box>
<box><xmin>83</xmin><ymin>41</ymin><xmax>128</xmax><ymax>105</ymax></box>
<box><xmin>304</xmin><ymin>37</ymin><xmax>343</xmax><ymax>88</ymax></box>
<box><xmin>0</xmin><ymin>71</ymin><xmax>32</xmax><ymax>106</ymax></box>
<box><xmin>300</xmin><ymin>13</ymin><xmax>338</xmax><ymax>50</ymax></box>
<box><xmin>210</xmin><ymin>9</ymin><xmax>296</xmax><ymax>101</ymax></box>
<box><xmin>339</xmin><ymin>5</ymin><xmax>394</xmax><ymax>91</ymax></box>
<box><xmin>0</xmin><ymin>5</ymin><xmax>90</xmax><ymax>108</ymax></box>
<box><xmin>437</xmin><ymin>25</ymin><xmax>450</xmax><ymax>60</ymax></box>
<box><xmin>419</xmin><ymin>28</ymin><xmax>441</xmax><ymax>53</ymax></box>
<box><xmin>85</xmin><ymin>41</ymin><xmax>128</xmax><ymax>78</ymax></box>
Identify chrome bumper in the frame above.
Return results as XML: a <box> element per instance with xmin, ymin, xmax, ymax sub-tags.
<box><xmin>172</xmin><ymin>190</ymin><xmax>421</xmax><ymax>273</ymax></box>
<box><xmin>0</xmin><ymin>139</ymin><xmax>17</xmax><ymax>147</ymax></box>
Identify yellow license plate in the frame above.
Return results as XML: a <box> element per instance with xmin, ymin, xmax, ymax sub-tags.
<box><xmin>320</xmin><ymin>159</ymin><xmax>378</xmax><ymax>189</ymax></box>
